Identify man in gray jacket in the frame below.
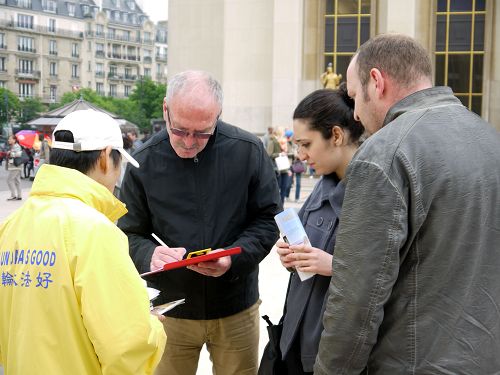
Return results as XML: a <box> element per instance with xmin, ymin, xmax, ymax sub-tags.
<box><xmin>315</xmin><ymin>34</ymin><xmax>500</xmax><ymax>374</ymax></box>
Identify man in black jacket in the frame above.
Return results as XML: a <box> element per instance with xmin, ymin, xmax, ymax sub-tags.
<box><xmin>118</xmin><ymin>70</ymin><xmax>281</xmax><ymax>375</ymax></box>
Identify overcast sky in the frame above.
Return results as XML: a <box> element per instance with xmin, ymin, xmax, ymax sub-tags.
<box><xmin>139</xmin><ymin>1</ymin><xmax>168</xmax><ymax>23</ymax></box>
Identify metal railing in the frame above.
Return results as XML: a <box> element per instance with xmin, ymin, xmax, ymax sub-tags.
<box><xmin>15</xmin><ymin>69</ymin><xmax>41</xmax><ymax>78</ymax></box>
<box><xmin>17</xmin><ymin>46</ymin><xmax>36</xmax><ymax>53</ymax></box>
<box><xmin>0</xmin><ymin>20</ymin><xmax>84</xmax><ymax>39</ymax></box>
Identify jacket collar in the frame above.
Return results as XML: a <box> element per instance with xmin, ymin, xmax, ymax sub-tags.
<box><xmin>306</xmin><ymin>174</ymin><xmax>345</xmax><ymax>218</ymax></box>
<box><xmin>30</xmin><ymin>165</ymin><xmax>127</xmax><ymax>222</ymax></box>
<box><xmin>383</xmin><ymin>86</ymin><xmax>462</xmax><ymax>127</ymax></box>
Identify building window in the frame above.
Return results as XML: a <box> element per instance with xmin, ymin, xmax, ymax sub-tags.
<box><xmin>67</xmin><ymin>2</ymin><xmax>76</xmax><ymax>16</ymax></box>
<box><xmin>49</xmin><ymin>40</ymin><xmax>57</xmax><ymax>55</ymax></box>
<box><xmin>435</xmin><ymin>0</ymin><xmax>486</xmax><ymax>115</ymax></box>
<box><xmin>0</xmin><ymin>33</ymin><xmax>5</xmax><ymax>49</ymax></box>
<box><xmin>48</xmin><ymin>18</ymin><xmax>56</xmax><ymax>32</ymax></box>
<box><xmin>124</xmin><ymin>85</ymin><xmax>131</xmax><ymax>97</ymax></box>
<box><xmin>18</xmin><ymin>59</ymin><xmax>33</xmax><ymax>73</ymax></box>
<box><xmin>0</xmin><ymin>57</ymin><xmax>6</xmax><ymax>71</ymax></box>
<box><xmin>144</xmin><ymin>68</ymin><xmax>151</xmax><ymax>77</ymax></box>
<box><xmin>42</xmin><ymin>0</ymin><xmax>57</xmax><ymax>12</ymax></box>
<box><xmin>49</xmin><ymin>61</ymin><xmax>57</xmax><ymax>76</ymax></box>
<box><xmin>109</xmin><ymin>84</ymin><xmax>117</xmax><ymax>97</ymax></box>
<box><xmin>144</xmin><ymin>31</ymin><xmax>151</xmax><ymax>42</ymax></box>
<box><xmin>72</xmin><ymin>43</ymin><xmax>79</xmax><ymax>58</ymax></box>
<box><xmin>50</xmin><ymin>85</ymin><xmax>57</xmax><ymax>102</ymax></box>
<box><xmin>17</xmin><ymin>14</ymin><xmax>34</xmax><ymax>29</ymax></box>
<box><xmin>18</xmin><ymin>83</ymin><xmax>34</xmax><ymax>98</ymax></box>
<box><xmin>18</xmin><ymin>0</ymin><xmax>32</xmax><ymax>8</ymax></box>
<box><xmin>0</xmin><ymin>81</ymin><xmax>6</xmax><ymax>88</ymax></box>
<box><xmin>96</xmin><ymin>24</ymin><xmax>104</xmax><ymax>37</ymax></box>
<box><xmin>96</xmin><ymin>82</ymin><xmax>104</xmax><ymax>95</ymax></box>
<box><xmin>324</xmin><ymin>0</ymin><xmax>371</xmax><ymax>80</ymax></box>
<box><xmin>18</xmin><ymin>36</ymin><xmax>34</xmax><ymax>52</ymax></box>
<box><xmin>71</xmin><ymin>64</ymin><xmax>78</xmax><ymax>78</ymax></box>
<box><xmin>87</xmin><ymin>41</ymin><xmax>91</xmax><ymax>51</ymax></box>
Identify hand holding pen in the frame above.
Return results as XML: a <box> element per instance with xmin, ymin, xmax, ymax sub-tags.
<box><xmin>150</xmin><ymin>233</ymin><xmax>186</xmax><ymax>272</ymax></box>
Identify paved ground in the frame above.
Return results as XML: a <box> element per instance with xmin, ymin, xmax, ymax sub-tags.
<box><xmin>0</xmin><ymin>166</ymin><xmax>319</xmax><ymax>374</ymax></box>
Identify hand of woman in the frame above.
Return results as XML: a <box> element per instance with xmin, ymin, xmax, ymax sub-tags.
<box><xmin>275</xmin><ymin>240</ymin><xmax>295</xmax><ymax>270</ymax></box>
<box><xmin>288</xmin><ymin>243</ymin><xmax>333</xmax><ymax>276</ymax></box>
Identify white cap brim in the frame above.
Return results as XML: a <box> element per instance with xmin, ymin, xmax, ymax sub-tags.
<box><xmin>117</xmin><ymin>148</ymin><xmax>140</xmax><ymax>168</ymax></box>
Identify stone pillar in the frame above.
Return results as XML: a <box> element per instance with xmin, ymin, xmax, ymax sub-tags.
<box><xmin>167</xmin><ymin>0</ymin><xmax>274</xmax><ymax>134</ymax></box>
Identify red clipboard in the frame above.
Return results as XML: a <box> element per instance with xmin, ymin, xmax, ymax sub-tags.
<box><xmin>140</xmin><ymin>247</ymin><xmax>242</xmax><ymax>277</ymax></box>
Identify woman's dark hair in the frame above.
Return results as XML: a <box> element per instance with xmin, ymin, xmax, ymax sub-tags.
<box><xmin>50</xmin><ymin>130</ymin><xmax>121</xmax><ymax>175</ymax></box>
<box><xmin>293</xmin><ymin>82</ymin><xmax>364</xmax><ymax>144</ymax></box>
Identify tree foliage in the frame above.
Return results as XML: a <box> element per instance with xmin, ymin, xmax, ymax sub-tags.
<box><xmin>0</xmin><ymin>88</ymin><xmax>20</xmax><ymax>125</ymax></box>
<box><xmin>18</xmin><ymin>97</ymin><xmax>45</xmax><ymax>125</ymax></box>
<box><xmin>53</xmin><ymin>79</ymin><xmax>166</xmax><ymax>131</ymax></box>
<box><xmin>0</xmin><ymin>78</ymin><xmax>166</xmax><ymax>132</ymax></box>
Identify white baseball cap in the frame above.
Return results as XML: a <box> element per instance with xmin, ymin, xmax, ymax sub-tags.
<box><xmin>52</xmin><ymin>109</ymin><xmax>139</xmax><ymax>168</ymax></box>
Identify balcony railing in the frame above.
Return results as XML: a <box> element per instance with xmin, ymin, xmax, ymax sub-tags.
<box><xmin>155</xmin><ymin>53</ymin><xmax>167</xmax><ymax>62</ymax></box>
<box><xmin>108</xmin><ymin>72</ymin><xmax>123</xmax><ymax>80</ymax></box>
<box><xmin>95</xmin><ymin>71</ymin><xmax>104</xmax><ymax>78</ymax></box>
<box><xmin>95</xmin><ymin>50</ymin><xmax>105</xmax><ymax>58</ymax></box>
<box><xmin>17</xmin><ymin>46</ymin><xmax>36</xmax><ymax>53</ymax></box>
<box><xmin>123</xmin><ymin>75</ymin><xmax>137</xmax><ymax>81</ymax></box>
<box><xmin>15</xmin><ymin>69</ymin><xmax>41</xmax><ymax>78</ymax></box>
<box><xmin>0</xmin><ymin>20</ymin><xmax>84</xmax><ymax>39</ymax></box>
<box><xmin>143</xmin><ymin>56</ymin><xmax>152</xmax><ymax>64</ymax></box>
<box><xmin>49</xmin><ymin>50</ymin><xmax>57</xmax><ymax>55</ymax></box>
<box><xmin>107</xmin><ymin>52</ymin><xmax>122</xmax><ymax>59</ymax></box>
<box><xmin>0</xmin><ymin>44</ymin><xmax>7</xmax><ymax>49</ymax></box>
<box><xmin>71</xmin><ymin>53</ymin><xmax>79</xmax><ymax>58</ymax></box>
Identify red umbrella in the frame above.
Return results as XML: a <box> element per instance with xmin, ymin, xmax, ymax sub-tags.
<box><xmin>15</xmin><ymin>130</ymin><xmax>51</xmax><ymax>150</ymax></box>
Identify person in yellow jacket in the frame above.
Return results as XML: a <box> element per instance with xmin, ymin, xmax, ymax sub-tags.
<box><xmin>0</xmin><ymin>109</ymin><xmax>166</xmax><ymax>374</ymax></box>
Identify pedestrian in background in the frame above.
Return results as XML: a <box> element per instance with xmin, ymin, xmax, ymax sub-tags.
<box><xmin>315</xmin><ymin>33</ymin><xmax>500</xmax><ymax>374</ymax></box>
<box><xmin>118</xmin><ymin>70</ymin><xmax>281</xmax><ymax>375</ymax></box>
<box><xmin>127</xmin><ymin>130</ymin><xmax>143</xmax><ymax>152</ymax></box>
<box><xmin>0</xmin><ymin>109</ymin><xmax>166</xmax><ymax>374</ymax></box>
<box><xmin>274</xmin><ymin>84</ymin><xmax>364</xmax><ymax>374</ymax></box>
<box><xmin>5</xmin><ymin>135</ymin><xmax>22</xmax><ymax>201</ymax></box>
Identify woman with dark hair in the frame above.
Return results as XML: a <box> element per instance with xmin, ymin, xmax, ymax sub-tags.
<box><xmin>275</xmin><ymin>83</ymin><xmax>364</xmax><ymax>374</ymax></box>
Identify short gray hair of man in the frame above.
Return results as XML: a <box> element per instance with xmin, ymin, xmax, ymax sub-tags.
<box><xmin>166</xmin><ymin>71</ymin><xmax>223</xmax><ymax>109</ymax></box>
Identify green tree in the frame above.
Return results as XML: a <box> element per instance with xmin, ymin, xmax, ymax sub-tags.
<box><xmin>59</xmin><ymin>88</ymin><xmax>106</xmax><ymax>108</ymax></box>
<box><xmin>0</xmin><ymin>88</ymin><xmax>20</xmax><ymax>125</ymax></box>
<box><xmin>129</xmin><ymin>77</ymin><xmax>166</xmax><ymax>129</ymax></box>
<box><xmin>18</xmin><ymin>97</ymin><xmax>45</xmax><ymax>125</ymax></box>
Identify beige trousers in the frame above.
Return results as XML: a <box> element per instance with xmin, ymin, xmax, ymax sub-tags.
<box><xmin>155</xmin><ymin>301</ymin><xmax>261</xmax><ymax>375</ymax></box>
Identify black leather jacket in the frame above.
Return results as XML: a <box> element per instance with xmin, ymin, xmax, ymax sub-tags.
<box><xmin>118</xmin><ymin>122</ymin><xmax>281</xmax><ymax>319</ymax></box>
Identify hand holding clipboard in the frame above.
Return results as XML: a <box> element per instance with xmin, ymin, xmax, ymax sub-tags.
<box><xmin>142</xmin><ymin>233</ymin><xmax>241</xmax><ymax>278</ymax></box>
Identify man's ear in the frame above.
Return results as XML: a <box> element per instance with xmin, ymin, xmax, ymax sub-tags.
<box><xmin>370</xmin><ymin>67</ymin><xmax>385</xmax><ymax>99</ymax></box>
<box><xmin>99</xmin><ymin>146</ymin><xmax>113</xmax><ymax>172</ymax></box>
<box><xmin>163</xmin><ymin>97</ymin><xmax>168</xmax><ymax>121</ymax></box>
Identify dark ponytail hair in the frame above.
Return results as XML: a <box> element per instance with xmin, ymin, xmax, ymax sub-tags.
<box><xmin>293</xmin><ymin>82</ymin><xmax>364</xmax><ymax>144</ymax></box>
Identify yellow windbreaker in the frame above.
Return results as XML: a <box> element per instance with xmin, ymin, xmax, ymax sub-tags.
<box><xmin>0</xmin><ymin>165</ymin><xmax>166</xmax><ymax>374</ymax></box>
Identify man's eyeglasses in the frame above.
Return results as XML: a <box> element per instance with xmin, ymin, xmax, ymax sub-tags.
<box><xmin>166</xmin><ymin>107</ymin><xmax>218</xmax><ymax>140</ymax></box>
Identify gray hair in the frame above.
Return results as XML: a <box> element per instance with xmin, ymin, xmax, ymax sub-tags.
<box><xmin>356</xmin><ymin>34</ymin><xmax>432</xmax><ymax>94</ymax></box>
<box><xmin>166</xmin><ymin>71</ymin><xmax>223</xmax><ymax>108</ymax></box>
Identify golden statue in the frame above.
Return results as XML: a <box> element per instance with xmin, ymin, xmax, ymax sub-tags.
<box><xmin>321</xmin><ymin>63</ymin><xmax>342</xmax><ymax>89</ymax></box>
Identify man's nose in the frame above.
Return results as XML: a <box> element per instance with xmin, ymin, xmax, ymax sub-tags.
<box><xmin>183</xmin><ymin>134</ymin><xmax>197</xmax><ymax>148</ymax></box>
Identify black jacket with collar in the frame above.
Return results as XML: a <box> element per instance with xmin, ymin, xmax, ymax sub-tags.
<box><xmin>118</xmin><ymin>121</ymin><xmax>281</xmax><ymax>319</ymax></box>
